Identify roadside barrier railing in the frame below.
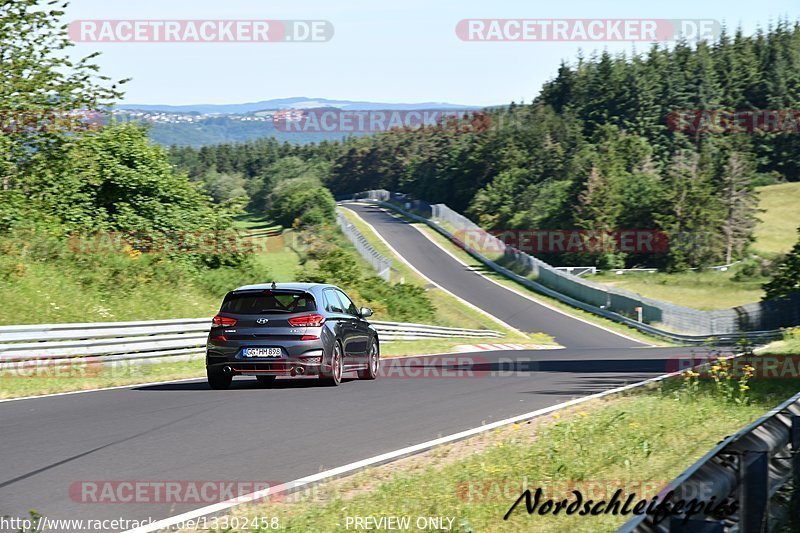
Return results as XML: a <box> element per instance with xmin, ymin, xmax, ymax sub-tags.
<box><xmin>0</xmin><ymin>318</ymin><xmax>502</xmax><ymax>366</ymax></box>
<box><xmin>618</xmin><ymin>391</ymin><xmax>800</xmax><ymax>532</ymax></box>
<box><xmin>336</xmin><ymin>210</ymin><xmax>393</xmax><ymax>281</ymax></box>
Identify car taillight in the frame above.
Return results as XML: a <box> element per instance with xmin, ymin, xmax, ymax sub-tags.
<box><xmin>212</xmin><ymin>315</ymin><xmax>237</xmax><ymax>327</ymax></box>
<box><xmin>288</xmin><ymin>314</ymin><xmax>326</xmax><ymax>327</ymax></box>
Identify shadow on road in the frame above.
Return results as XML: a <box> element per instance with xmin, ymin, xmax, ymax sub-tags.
<box><xmin>134</xmin><ymin>376</ymin><xmax>359</xmax><ymax>392</ymax></box>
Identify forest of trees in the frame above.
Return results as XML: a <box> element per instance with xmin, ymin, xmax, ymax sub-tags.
<box><xmin>174</xmin><ymin>21</ymin><xmax>800</xmax><ymax>275</ymax></box>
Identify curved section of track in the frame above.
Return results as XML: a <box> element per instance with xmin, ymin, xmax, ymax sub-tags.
<box><xmin>342</xmin><ymin>202</ymin><xmax>643</xmax><ymax>350</ymax></box>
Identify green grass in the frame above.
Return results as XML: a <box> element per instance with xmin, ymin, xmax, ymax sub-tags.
<box><xmin>337</xmin><ymin>207</ymin><xmax>547</xmax><ymax>343</ymax></box>
<box><xmin>406</xmin><ymin>218</ymin><xmax>669</xmax><ymax>346</ymax></box>
<box><xmin>210</xmin><ymin>378</ymin><xmax>800</xmax><ymax>532</ymax></box>
<box><xmin>757</xmin><ymin>327</ymin><xmax>800</xmax><ymax>355</ymax></box>
<box><xmin>0</xmin><ymin>359</ymin><xmax>206</xmax><ymax>399</ymax></box>
<box><xmin>0</xmin><ymin>259</ymin><xmax>223</xmax><ymax>324</ymax></box>
<box><xmin>753</xmin><ymin>182</ymin><xmax>800</xmax><ymax>256</ymax></box>
<box><xmin>339</xmin><ymin>206</ymin><xmax>428</xmax><ymax>286</ymax></box>
<box><xmin>0</xmin><ymin>214</ymin><xmax>301</xmax><ymax>325</ymax></box>
<box><xmin>591</xmin><ymin>270</ymin><xmax>766</xmax><ymax>310</ymax></box>
<box><xmin>233</xmin><ymin>213</ymin><xmax>302</xmax><ymax>282</ymax></box>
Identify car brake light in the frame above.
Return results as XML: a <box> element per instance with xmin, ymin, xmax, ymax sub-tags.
<box><xmin>212</xmin><ymin>315</ymin><xmax>237</xmax><ymax>327</ymax></box>
<box><xmin>288</xmin><ymin>314</ymin><xmax>326</xmax><ymax>327</ymax></box>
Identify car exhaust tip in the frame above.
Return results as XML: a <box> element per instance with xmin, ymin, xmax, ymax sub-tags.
<box><xmin>295</xmin><ymin>366</ymin><xmax>305</xmax><ymax>375</ymax></box>
<box><xmin>222</xmin><ymin>366</ymin><xmax>233</xmax><ymax>374</ymax></box>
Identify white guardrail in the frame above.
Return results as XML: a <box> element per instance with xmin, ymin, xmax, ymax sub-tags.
<box><xmin>0</xmin><ymin>318</ymin><xmax>502</xmax><ymax>367</ymax></box>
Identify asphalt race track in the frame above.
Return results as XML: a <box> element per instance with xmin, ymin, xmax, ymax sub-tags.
<box><xmin>0</xmin><ymin>203</ymin><xmax>707</xmax><ymax>531</ymax></box>
<box><xmin>342</xmin><ymin>202</ymin><xmax>643</xmax><ymax>350</ymax></box>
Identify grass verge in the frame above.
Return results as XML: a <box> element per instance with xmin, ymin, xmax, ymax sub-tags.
<box><xmin>0</xmin><ymin>359</ymin><xmax>205</xmax><ymax>400</ymax></box>
<box><xmin>202</xmin><ymin>378</ymin><xmax>800</xmax><ymax>532</ymax></box>
<box><xmin>590</xmin><ymin>270</ymin><xmax>765</xmax><ymax>311</ymax></box>
<box><xmin>0</xmin><ymin>214</ymin><xmax>295</xmax><ymax>325</ymax></box>
<box><xmin>233</xmin><ymin>212</ymin><xmax>301</xmax><ymax>282</ymax></box>
<box><xmin>756</xmin><ymin>327</ymin><xmax>800</xmax><ymax>355</ymax></box>
<box><xmin>753</xmin><ymin>182</ymin><xmax>800</xmax><ymax>256</ymax></box>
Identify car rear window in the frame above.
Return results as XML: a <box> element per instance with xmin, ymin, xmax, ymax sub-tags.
<box><xmin>220</xmin><ymin>290</ymin><xmax>316</xmax><ymax>314</ymax></box>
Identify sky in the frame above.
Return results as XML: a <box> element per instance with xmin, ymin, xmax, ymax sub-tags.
<box><xmin>64</xmin><ymin>0</ymin><xmax>800</xmax><ymax>107</ymax></box>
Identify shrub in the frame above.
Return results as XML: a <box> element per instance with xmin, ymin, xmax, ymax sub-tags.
<box><xmin>266</xmin><ymin>177</ymin><xmax>336</xmax><ymax>228</ymax></box>
<box><xmin>294</xmin><ymin>226</ymin><xmax>435</xmax><ymax>322</ymax></box>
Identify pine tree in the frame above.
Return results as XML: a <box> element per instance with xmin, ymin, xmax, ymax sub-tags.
<box><xmin>720</xmin><ymin>152</ymin><xmax>758</xmax><ymax>263</ymax></box>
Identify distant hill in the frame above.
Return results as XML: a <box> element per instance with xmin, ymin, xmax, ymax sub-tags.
<box><xmin>116</xmin><ymin>97</ymin><xmax>483</xmax><ymax>146</ymax></box>
<box><xmin>144</xmin><ymin>118</ymin><xmax>344</xmax><ymax>146</ymax></box>
<box><xmin>118</xmin><ymin>97</ymin><xmax>478</xmax><ymax>115</ymax></box>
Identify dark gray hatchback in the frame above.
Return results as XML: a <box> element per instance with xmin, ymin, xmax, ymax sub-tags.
<box><xmin>205</xmin><ymin>282</ymin><xmax>380</xmax><ymax>388</ymax></box>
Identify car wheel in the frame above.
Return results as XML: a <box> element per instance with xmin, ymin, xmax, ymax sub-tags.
<box><xmin>256</xmin><ymin>375</ymin><xmax>276</xmax><ymax>386</ymax></box>
<box><xmin>207</xmin><ymin>367</ymin><xmax>232</xmax><ymax>390</ymax></box>
<box><xmin>320</xmin><ymin>341</ymin><xmax>343</xmax><ymax>386</ymax></box>
<box><xmin>358</xmin><ymin>339</ymin><xmax>379</xmax><ymax>380</ymax></box>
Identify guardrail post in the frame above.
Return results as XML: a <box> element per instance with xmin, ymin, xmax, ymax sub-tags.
<box><xmin>792</xmin><ymin>415</ymin><xmax>800</xmax><ymax>522</ymax></box>
<box><xmin>738</xmin><ymin>451</ymin><xmax>769</xmax><ymax>533</ymax></box>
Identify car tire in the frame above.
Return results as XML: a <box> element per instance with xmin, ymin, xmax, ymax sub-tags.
<box><xmin>319</xmin><ymin>341</ymin><xmax>343</xmax><ymax>386</ymax></box>
<box><xmin>357</xmin><ymin>339</ymin><xmax>379</xmax><ymax>380</ymax></box>
<box><xmin>256</xmin><ymin>375</ymin><xmax>277</xmax><ymax>386</ymax></box>
<box><xmin>207</xmin><ymin>367</ymin><xmax>232</xmax><ymax>390</ymax></box>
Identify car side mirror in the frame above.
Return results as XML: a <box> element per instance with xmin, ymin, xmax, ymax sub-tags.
<box><xmin>360</xmin><ymin>307</ymin><xmax>373</xmax><ymax>318</ymax></box>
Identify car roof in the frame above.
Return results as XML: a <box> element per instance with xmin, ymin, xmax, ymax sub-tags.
<box><xmin>232</xmin><ymin>282</ymin><xmax>333</xmax><ymax>292</ymax></box>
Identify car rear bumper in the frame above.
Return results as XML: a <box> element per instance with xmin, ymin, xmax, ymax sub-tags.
<box><xmin>207</xmin><ymin>359</ymin><xmax>324</xmax><ymax>377</ymax></box>
<box><xmin>206</xmin><ymin>342</ymin><xmax>327</xmax><ymax>376</ymax></box>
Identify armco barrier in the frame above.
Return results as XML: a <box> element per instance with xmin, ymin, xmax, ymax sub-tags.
<box><xmin>336</xmin><ymin>210</ymin><xmax>393</xmax><ymax>280</ymax></box>
<box><xmin>618</xmin><ymin>391</ymin><xmax>800</xmax><ymax>532</ymax></box>
<box><xmin>0</xmin><ymin>318</ymin><xmax>502</xmax><ymax>366</ymax></box>
<box><xmin>343</xmin><ymin>190</ymin><xmax>788</xmax><ymax>343</ymax></box>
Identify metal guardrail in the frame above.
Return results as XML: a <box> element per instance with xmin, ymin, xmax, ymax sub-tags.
<box><xmin>0</xmin><ymin>318</ymin><xmax>502</xmax><ymax>366</ymax></box>
<box><xmin>336</xmin><ymin>210</ymin><xmax>393</xmax><ymax>281</ymax></box>
<box><xmin>555</xmin><ymin>266</ymin><xmax>598</xmax><ymax>277</ymax></box>
<box><xmin>343</xmin><ymin>194</ymin><xmax>784</xmax><ymax>345</ymax></box>
<box><xmin>618</xmin><ymin>392</ymin><xmax>800</xmax><ymax>532</ymax></box>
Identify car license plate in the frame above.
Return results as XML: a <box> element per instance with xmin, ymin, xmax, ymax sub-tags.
<box><xmin>242</xmin><ymin>347</ymin><xmax>282</xmax><ymax>358</ymax></box>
